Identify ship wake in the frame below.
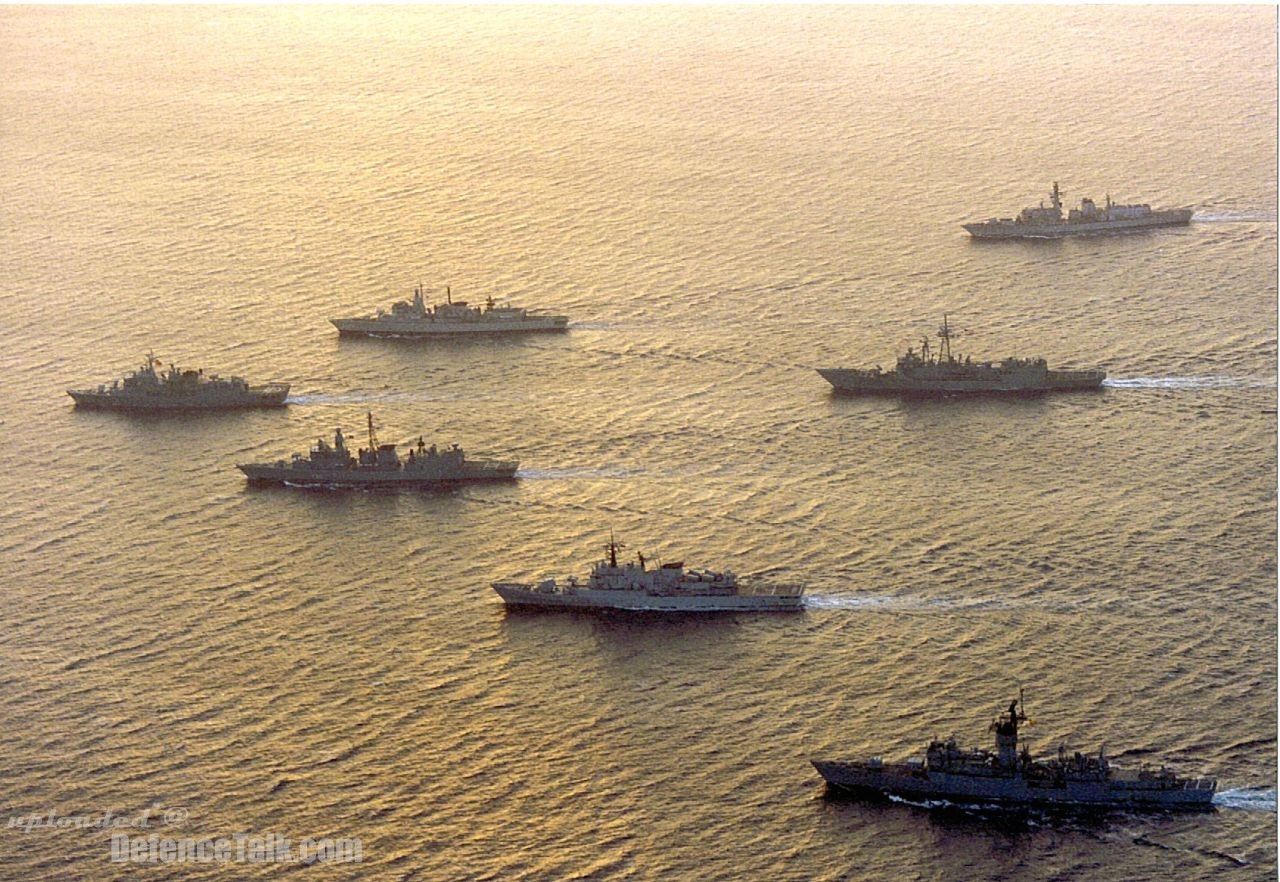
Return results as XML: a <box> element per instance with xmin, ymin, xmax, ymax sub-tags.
<box><xmin>1212</xmin><ymin>787</ymin><xmax>1277</xmax><ymax>812</ymax></box>
<box><xmin>1103</xmin><ymin>376</ymin><xmax>1273</xmax><ymax>390</ymax></box>
<box><xmin>286</xmin><ymin>391</ymin><xmax>522</xmax><ymax>405</ymax></box>
<box><xmin>515</xmin><ymin>467</ymin><xmax>641</xmax><ymax>480</ymax></box>
<box><xmin>1192</xmin><ymin>210</ymin><xmax>1278</xmax><ymax>223</ymax></box>
<box><xmin>802</xmin><ymin>594</ymin><xmax>1005</xmax><ymax>612</ymax></box>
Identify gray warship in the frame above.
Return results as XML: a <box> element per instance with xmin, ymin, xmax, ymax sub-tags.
<box><xmin>816</xmin><ymin>316</ymin><xmax>1105</xmax><ymax>396</ymax></box>
<box><xmin>331</xmin><ymin>285</ymin><xmax>569</xmax><ymax>337</ymax></box>
<box><xmin>68</xmin><ymin>354</ymin><xmax>289</xmax><ymax>411</ymax></box>
<box><xmin>493</xmin><ymin>534</ymin><xmax>804</xmax><ymax>612</ymax></box>
<box><xmin>237</xmin><ymin>413</ymin><xmax>518</xmax><ymax>488</ymax></box>
<box><xmin>964</xmin><ymin>182</ymin><xmax>1192</xmax><ymax>238</ymax></box>
<box><xmin>812</xmin><ymin>690</ymin><xmax>1217</xmax><ymax>811</ymax></box>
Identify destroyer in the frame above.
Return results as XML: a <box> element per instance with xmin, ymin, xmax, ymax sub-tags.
<box><xmin>68</xmin><ymin>354</ymin><xmax>289</xmax><ymax>411</ymax></box>
<box><xmin>238</xmin><ymin>413</ymin><xmax>518</xmax><ymax>487</ymax></box>
<box><xmin>964</xmin><ymin>182</ymin><xmax>1192</xmax><ymax>238</ymax></box>
<box><xmin>493</xmin><ymin>534</ymin><xmax>804</xmax><ymax>612</ymax></box>
<box><xmin>812</xmin><ymin>689</ymin><xmax>1216</xmax><ymax>811</ymax></box>
<box><xmin>817</xmin><ymin>316</ymin><xmax>1105</xmax><ymax>396</ymax></box>
<box><xmin>331</xmin><ymin>285</ymin><xmax>568</xmax><ymax>337</ymax></box>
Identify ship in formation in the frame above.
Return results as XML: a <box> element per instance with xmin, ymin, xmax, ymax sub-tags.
<box><xmin>237</xmin><ymin>412</ymin><xmax>518</xmax><ymax>487</ymax></box>
<box><xmin>492</xmin><ymin>534</ymin><xmax>805</xmax><ymax>612</ymax></box>
<box><xmin>817</xmin><ymin>316</ymin><xmax>1105</xmax><ymax>395</ymax></box>
<box><xmin>964</xmin><ymin>182</ymin><xmax>1193</xmax><ymax>238</ymax></box>
<box><xmin>67</xmin><ymin>354</ymin><xmax>289</xmax><ymax>411</ymax></box>
<box><xmin>812</xmin><ymin>690</ymin><xmax>1217</xmax><ymax>811</ymax></box>
<box><xmin>330</xmin><ymin>284</ymin><xmax>569</xmax><ymax>337</ymax></box>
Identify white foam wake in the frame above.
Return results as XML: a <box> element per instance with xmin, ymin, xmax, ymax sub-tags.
<box><xmin>515</xmin><ymin>467</ymin><xmax>639</xmax><ymax>480</ymax></box>
<box><xmin>1192</xmin><ymin>210</ymin><xmax>1278</xmax><ymax>223</ymax></box>
<box><xmin>1213</xmin><ymin>787</ymin><xmax>1277</xmax><ymax>812</ymax></box>
<box><xmin>1102</xmin><ymin>376</ymin><xmax>1273</xmax><ymax>390</ymax></box>
<box><xmin>803</xmin><ymin>594</ymin><xmax>900</xmax><ymax>610</ymax></box>
<box><xmin>803</xmin><ymin>594</ymin><xmax>1008</xmax><ymax>612</ymax></box>
<box><xmin>286</xmin><ymin>391</ymin><xmax>509</xmax><ymax>405</ymax></box>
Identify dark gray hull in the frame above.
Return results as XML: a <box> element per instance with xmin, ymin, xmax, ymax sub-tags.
<box><xmin>964</xmin><ymin>209</ymin><xmax>1192</xmax><ymax>239</ymax></box>
<box><xmin>68</xmin><ymin>387</ymin><xmax>290</xmax><ymax>411</ymax></box>
<box><xmin>238</xmin><ymin>462</ymin><xmax>517</xmax><ymax>487</ymax></box>
<box><xmin>331</xmin><ymin>318</ymin><xmax>568</xmax><ymax>337</ymax></box>
<box><xmin>817</xmin><ymin>368</ymin><xmax>1105</xmax><ymax>396</ymax></box>
<box><xmin>812</xmin><ymin>761</ymin><xmax>1217</xmax><ymax>811</ymax></box>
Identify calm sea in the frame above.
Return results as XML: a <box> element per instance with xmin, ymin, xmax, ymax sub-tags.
<box><xmin>1</xmin><ymin>6</ymin><xmax>1276</xmax><ymax>881</ymax></box>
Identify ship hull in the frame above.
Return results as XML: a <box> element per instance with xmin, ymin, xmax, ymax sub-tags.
<box><xmin>812</xmin><ymin>761</ymin><xmax>1217</xmax><ymax>811</ymax></box>
<box><xmin>816</xmin><ymin>368</ymin><xmax>1105</xmax><ymax>395</ymax></box>
<box><xmin>492</xmin><ymin>583</ymin><xmax>804</xmax><ymax>612</ymax></box>
<box><xmin>964</xmin><ymin>209</ymin><xmax>1192</xmax><ymax>239</ymax></box>
<box><xmin>331</xmin><ymin>317</ymin><xmax>568</xmax><ymax>337</ymax></box>
<box><xmin>68</xmin><ymin>387</ymin><xmax>290</xmax><ymax>410</ymax></box>
<box><xmin>238</xmin><ymin>463</ymin><xmax>517</xmax><ymax>487</ymax></box>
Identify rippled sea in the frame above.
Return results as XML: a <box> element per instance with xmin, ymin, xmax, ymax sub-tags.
<box><xmin>1</xmin><ymin>6</ymin><xmax>1276</xmax><ymax>881</ymax></box>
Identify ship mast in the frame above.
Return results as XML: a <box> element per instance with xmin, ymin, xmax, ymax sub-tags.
<box><xmin>1050</xmin><ymin>181</ymin><xmax>1062</xmax><ymax>211</ymax></box>
<box><xmin>367</xmin><ymin>411</ymin><xmax>379</xmax><ymax>450</ymax></box>
<box><xmin>937</xmin><ymin>315</ymin><xmax>959</xmax><ymax>363</ymax></box>
<box><xmin>605</xmin><ymin>530</ymin><xmax>624</xmax><ymax>568</ymax></box>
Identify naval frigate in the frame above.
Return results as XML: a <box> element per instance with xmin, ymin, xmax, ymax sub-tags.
<box><xmin>812</xmin><ymin>689</ymin><xmax>1217</xmax><ymax>811</ymax></box>
<box><xmin>237</xmin><ymin>412</ymin><xmax>518</xmax><ymax>488</ymax></box>
<box><xmin>492</xmin><ymin>534</ymin><xmax>804</xmax><ymax>612</ymax></box>
<box><xmin>67</xmin><ymin>354</ymin><xmax>289</xmax><ymax>411</ymax></box>
<box><xmin>330</xmin><ymin>285</ymin><xmax>569</xmax><ymax>337</ymax></box>
<box><xmin>964</xmin><ymin>182</ymin><xmax>1192</xmax><ymax>238</ymax></box>
<box><xmin>816</xmin><ymin>316</ymin><xmax>1105</xmax><ymax>396</ymax></box>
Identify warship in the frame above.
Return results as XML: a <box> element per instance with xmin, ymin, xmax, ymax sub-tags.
<box><xmin>68</xmin><ymin>354</ymin><xmax>289</xmax><ymax>411</ymax></box>
<box><xmin>816</xmin><ymin>316</ymin><xmax>1105</xmax><ymax>396</ymax></box>
<box><xmin>964</xmin><ymin>182</ymin><xmax>1193</xmax><ymax>238</ymax></box>
<box><xmin>492</xmin><ymin>534</ymin><xmax>804</xmax><ymax>612</ymax></box>
<box><xmin>330</xmin><ymin>285</ymin><xmax>569</xmax><ymax>337</ymax></box>
<box><xmin>812</xmin><ymin>689</ymin><xmax>1217</xmax><ymax>811</ymax></box>
<box><xmin>237</xmin><ymin>413</ymin><xmax>518</xmax><ymax>488</ymax></box>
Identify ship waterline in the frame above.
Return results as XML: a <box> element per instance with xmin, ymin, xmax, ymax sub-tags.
<box><xmin>812</xmin><ymin>760</ymin><xmax>1218</xmax><ymax>810</ymax></box>
<box><xmin>67</xmin><ymin>354</ymin><xmax>289</xmax><ymax>410</ymax></box>
<box><xmin>237</xmin><ymin>413</ymin><xmax>518</xmax><ymax>487</ymax></box>
<box><xmin>331</xmin><ymin>284</ymin><xmax>568</xmax><ymax>337</ymax></box>
<box><xmin>964</xmin><ymin>182</ymin><xmax>1193</xmax><ymax>238</ymax></box>
<box><xmin>816</xmin><ymin>366</ymin><xmax>1105</xmax><ymax>395</ymax></box>
<box><xmin>813</xmin><ymin>692</ymin><xmax>1217</xmax><ymax>811</ymax></box>
<box><xmin>493</xmin><ymin>536</ymin><xmax>805</xmax><ymax>612</ymax></box>
<box><xmin>817</xmin><ymin>316</ymin><xmax>1106</xmax><ymax>396</ymax></box>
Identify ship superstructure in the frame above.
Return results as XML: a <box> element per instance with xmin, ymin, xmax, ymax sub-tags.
<box><xmin>331</xmin><ymin>285</ymin><xmax>569</xmax><ymax>337</ymax></box>
<box><xmin>964</xmin><ymin>182</ymin><xmax>1192</xmax><ymax>238</ymax></box>
<box><xmin>812</xmin><ymin>689</ymin><xmax>1217</xmax><ymax>811</ymax></box>
<box><xmin>68</xmin><ymin>354</ymin><xmax>289</xmax><ymax>411</ymax></box>
<box><xmin>817</xmin><ymin>316</ymin><xmax>1105</xmax><ymax>395</ymax></box>
<box><xmin>492</xmin><ymin>534</ymin><xmax>804</xmax><ymax>612</ymax></box>
<box><xmin>237</xmin><ymin>412</ymin><xmax>518</xmax><ymax>487</ymax></box>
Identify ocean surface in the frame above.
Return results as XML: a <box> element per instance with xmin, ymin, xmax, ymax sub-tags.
<box><xmin>1</xmin><ymin>6</ymin><xmax>1276</xmax><ymax>881</ymax></box>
